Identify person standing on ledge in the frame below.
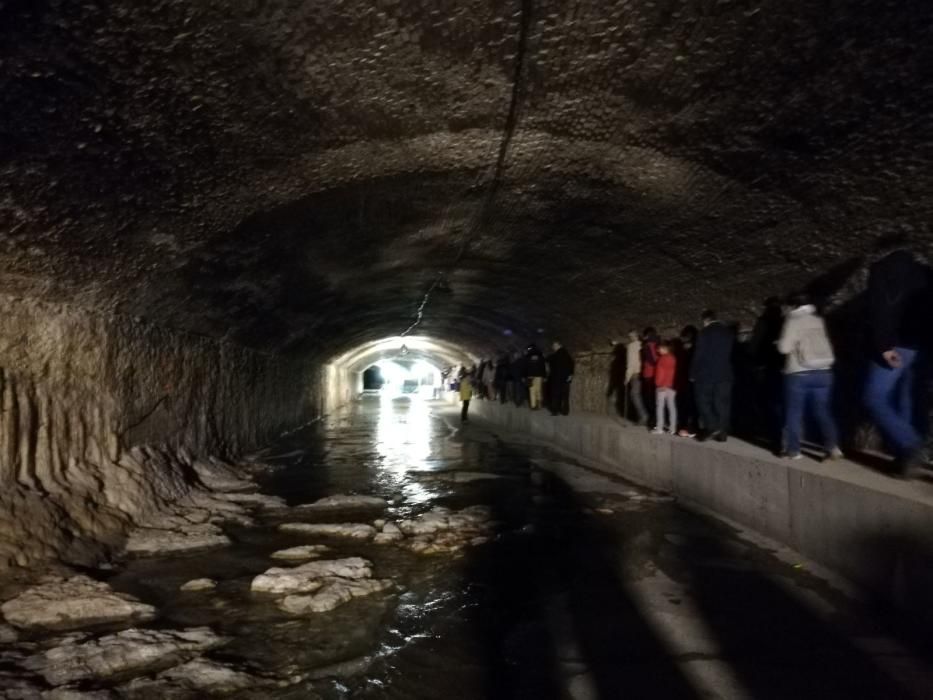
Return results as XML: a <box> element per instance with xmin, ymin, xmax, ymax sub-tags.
<box><xmin>524</xmin><ymin>344</ymin><xmax>547</xmax><ymax>410</ymax></box>
<box><xmin>459</xmin><ymin>370</ymin><xmax>473</xmax><ymax>423</ymax></box>
<box><xmin>690</xmin><ymin>309</ymin><xmax>735</xmax><ymax>442</ymax></box>
<box><xmin>546</xmin><ymin>340</ymin><xmax>575</xmax><ymax>416</ymax></box>
<box><xmin>652</xmin><ymin>341</ymin><xmax>677</xmax><ymax>434</ymax></box>
<box><xmin>625</xmin><ymin>331</ymin><xmax>648</xmax><ymax>425</ymax></box>
<box><xmin>777</xmin><ymin>293</ymin><xmax>843</xmax><ymax>461</ymax></box>
<box><xmin>863</xmin><ymin>233</ymin><xmax>932</xmax><ymax>476</ymax></box>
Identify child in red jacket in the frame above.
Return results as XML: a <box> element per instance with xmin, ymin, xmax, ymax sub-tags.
<box><xmin>652</xmin><ymin>341</ymin><xmax>678</xmax><ymax>434</ymax></box>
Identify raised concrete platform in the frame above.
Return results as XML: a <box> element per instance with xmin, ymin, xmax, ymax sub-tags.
<box><xmin>469</xmin><ymin>399</ymin><xmax>933</xmax><ymax>618</ymax></box>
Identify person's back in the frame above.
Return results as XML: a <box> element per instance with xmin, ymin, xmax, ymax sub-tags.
<box><xmin>459</xmin><ymin>376</ymin><xmax>473</xmax><ymax>401</ymax></box>
<box><xmin>868</xmin><ymin>248</ymin><xmax>932</xmax><ymax>355</ymax></box>
<box><xmin>625</xmin><ymin>337</ymin><xmax>641</xmax><ymax>383</ymax></box>
<box><xmin>863</xmin><ymin>239</ymin><xmax>932</xmax><ymax>474</ymax></box>
<box><xmin>777</xmin><ymin>300</ymin><xmax>841</xmax><ymax>460</ymax></box>
<box><xmin>525</xmin><ymin>348</ymin><xmax>547</xmax><ymax>377</ymax></box>
<box><xmin>778</xmin><ymin>305</ymin><xmax>834</xmax><ymax>373</ymax></box>
<box><xmin>692</xmin><ymin>321</ymin><xmax>735</xmax><ymax>384</ymax></box>
<box><xmin>655</xmin><ymin>352</ymin><xmax>677</xmax><ymax>390</ymax></box>
<box><xmin>690</xmin><ymin>311</ymin><xmax>735</xmax><ymax>441</ymax></box>
<box><xmin>547</xmin><ymin>346</ymin><xmax>574</xmax><ymax>379</ymax></box>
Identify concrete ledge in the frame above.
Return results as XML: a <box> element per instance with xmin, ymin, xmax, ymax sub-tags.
<box><xmin>470</xmin><ymin>399</ymin><xmax>933</xmax><ymax>618</ymax></box>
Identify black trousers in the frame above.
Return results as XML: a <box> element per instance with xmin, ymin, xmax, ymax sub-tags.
<box><xmin>695</xmin><ymin>380</ymin><xmax>732</xmax><ymax>435</ymax></box>
<box><xmin>461</xmin><ymin>399</ymin><xmax>470</xmax><ymax>422</ymax></box>
<box><xmin>548</xmin><ymin>379</ymin><xmax>571</xmax><ymax>415</ymax></box>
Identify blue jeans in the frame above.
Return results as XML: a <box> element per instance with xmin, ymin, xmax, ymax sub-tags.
<box><xmin>784</xmin><ymin>370</ymin><xmax>838</xmax><ymax>455</ymax></box>
<box><xmin>864</xmin><ymin>346</ymin><xmax>921</xmax><ymax>456</ymax></box>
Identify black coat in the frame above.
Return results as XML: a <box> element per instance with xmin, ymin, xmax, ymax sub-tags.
<box><xmin>690</xmin><ymin>321</ymin><xmax>735</xmax><ymax>384</ymax></box>
<box><xmin>547</xmin><ymin>347</ymin><xmax>575</xmax><ymax>380</ymax></box>
<box><xmin>868</xmin><ymin>250</ymin><xmax>932</xmax><ymax>354</ymax></box>
<box><xmin>524</xmin><ymin>347</ymin><xmax>547</xmax><ymax>378</ymax></box>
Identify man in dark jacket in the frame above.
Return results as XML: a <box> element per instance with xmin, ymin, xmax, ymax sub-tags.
<box><xmin>863</xmin><ymin>234</ymin><xmax>932</xmax><ymax>474</ymax></box>
<box><xmin>546</xmin><ymin>341</ymin><xmax>575</xmax><ymax>416</ymax></box>
<box><xmin>509</xmin><ymin>351</ymin><xmax>527</xmax><ymax>407</ymax></box>
<box><xmin>690</xmin><ymin>310</ymin><xmax>735</xmax><ymax>442</ymax></box>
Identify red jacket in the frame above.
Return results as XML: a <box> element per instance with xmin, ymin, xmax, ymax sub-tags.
<box><xmin>641</xmin><ymin>341</ymin><xmax>659</xmax><ymax>379</ymax></box>
<box><xmin>655</xmin><ymin>353</ymin><xmax>677</xmax><ymax>389</ymax></box>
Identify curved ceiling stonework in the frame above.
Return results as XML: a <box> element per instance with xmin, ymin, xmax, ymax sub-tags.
<box><xmin>2</xmin><ymin>0</ymin><xmax>932</xmax><ymax>356</ymax></box>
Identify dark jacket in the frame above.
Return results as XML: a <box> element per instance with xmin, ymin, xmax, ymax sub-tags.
<box><xmin>547</xmin><ymin>347</ymin><xmax>575</xmax><ymax>381</ymax></box>
<box><xmin>524</xmin><ymin>347</ymin><xmax>547</xmax><ymax>378</ymax></box>
<box><xmin>690</xmin><ymin>321</ymin><xmax>735</xmax><ymax>384</ymax></box>
<box><xmin>868</xmin><ymin>249</ymin><xmax>932</xmax><ymax>354</ymax></box>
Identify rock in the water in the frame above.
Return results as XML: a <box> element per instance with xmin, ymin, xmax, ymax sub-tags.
<box><xmin>397</xmin><ymin>505</ymin><xmax>494</xmax><ymax>556</ymax></box>
<box><xmin>0</xmin><ymin>623</ymin><xmax>19</xmax><ymax>643</ymax></box>
<box><xmin>278</xmin><ymin>523</ymin><xmax>376</xmax><ymax>540</ymax></box>
<box><xmin>298</xmin><ymin>494</ymin><xmax>388</xmax><ymax>511</ymax></box>
<box><xmin>270</xmin><ymin>545</ymin><xmax>330</xmax><ymax>561</ymax></box>
<box><xmin>179</xmin><ymin>578</ymin><xmax>216</xmax><ymax>592</ymax></box>
<box><xmin>23</xmin><ymin>627</ymin><xmax>223</xmax><ymax>685</ymax></box>
<box><xmin>191</xmin><ymin>459</ymin><xmax>254</xmax><ymax>493</ymax></box>
<box><xmin>279</xmin><ymin>578</ymin><xmax>393</xmax><ymax>614</ymax></box>
<box><xmin>251</xmin><ymin>558</ymin><xmax>373</xmax><ymax>594</ymax></box>
<box><xmin>1</xmin><ymin>577</ymin><xmax>155</xmax><ymax>631</ymax></box>
<box><xmin>45</xmin><ymin>689</ymin><xmax>116</xmax><ymax>699</ymax></box>
<box><xmin>124</xmin><ymin>522</ymin><xmax>230</xmax><ymax>555</ymax></box>
<box><xmin>123</xmin><ymin>658</ymin><xmax>267</xmax><ymax>694</ymax></box>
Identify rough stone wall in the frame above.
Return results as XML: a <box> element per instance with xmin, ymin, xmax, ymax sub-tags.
<box><xmin>0</xmin><ymin>295</ymin><xmax>318</xmax><ymax>568</ymax></box>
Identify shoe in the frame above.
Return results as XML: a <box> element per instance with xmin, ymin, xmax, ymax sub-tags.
<box><xmin>826</xmin><ymin>447</ymin><xmax>844</xmax><ymax>460</ymax></box>
<box><xmin>651</xmin><ymin>428</ymin><xmax>664</xmax><ymax>435</ymax></box>
<box><xmin>678</xmin><ymin>429</ymin><xmax>697</xmax><ymax>438</ymax></box>
<box><xmin>785</xmin><ymin>453</ymin><xmax>803</xmax><ymax>460</ymax></box>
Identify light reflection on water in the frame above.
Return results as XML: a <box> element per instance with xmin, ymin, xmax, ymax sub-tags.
<box><xmin>375</xmin><ymin>393</ymin><xmax>438</xmax><ymax>506</ymax></box>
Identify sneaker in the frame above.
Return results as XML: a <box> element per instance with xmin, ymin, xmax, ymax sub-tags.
<box><xmin>785</xmin><ymin>453</ymin><xmax>803</xmax><ymax>460</ymax></box>
<box><xmin>651</xmin><ymin>428</ymin><xmax>664</xmax><ymax>435</ymax></box>
<box><xmin>826</xmin><ymin>447</ymin><xmax>844</xmax><ymax>460</ymax></box>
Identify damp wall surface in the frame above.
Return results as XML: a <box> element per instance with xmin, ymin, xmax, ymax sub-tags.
<box><xmin>0</xmin><ymin>295</ymin><xmax>320</xmax><ymax>568</ymax></box>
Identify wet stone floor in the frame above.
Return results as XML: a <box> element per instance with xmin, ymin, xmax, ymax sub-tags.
<box><xmin>2</xmin><ymin>394</ymin><xmax>933</xmax><ymax>699</ymax></box>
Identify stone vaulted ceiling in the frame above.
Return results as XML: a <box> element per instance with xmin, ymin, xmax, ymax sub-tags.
<box><xmin>2</xmin><ymin>0</ymin><xmax>932</xmax><ymax>357</ymax></box>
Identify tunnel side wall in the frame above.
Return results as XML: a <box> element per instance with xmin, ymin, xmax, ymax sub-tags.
<box><xmin>0</xmin><ymin>295</ymin><xmax>319</xmax><ymax>568</ymax></box>
<box><xmin>471</xmin><ymin>399</ymin><xmax>933</xmax><ymax>622</ymax></box>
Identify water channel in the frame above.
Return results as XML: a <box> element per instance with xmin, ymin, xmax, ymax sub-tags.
<box><xmin>4</xmin><ymin>393</ymin><xmax>931</xmax><ymax>699</ymax></box>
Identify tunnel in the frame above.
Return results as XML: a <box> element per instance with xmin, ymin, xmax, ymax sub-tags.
<box><xmin>1</xmin><ymin>1</ymin><xmax>933</xmax><ymax>697</ymax></box>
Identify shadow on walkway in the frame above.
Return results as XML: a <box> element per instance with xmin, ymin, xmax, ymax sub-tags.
<box><xmin>462</xmin><ymin>441</ymin><xmax>920</xmax><ymax>699</ymax></box>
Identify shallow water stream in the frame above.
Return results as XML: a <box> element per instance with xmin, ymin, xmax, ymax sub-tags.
<box><xmin>2</xmin><ymin>394</ymin><xmax>931</xmax><ymax>699</ymax></box>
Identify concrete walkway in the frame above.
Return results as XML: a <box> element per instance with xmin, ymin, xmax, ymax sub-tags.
<box><xmin>466</xmin><ymin>399</ymin><xmax>933</xmax><ymax>622</ymax></box>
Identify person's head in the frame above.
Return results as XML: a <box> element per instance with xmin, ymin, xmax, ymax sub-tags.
<box><xmin>628</xmin><ymin>330</ymin><xmax>640</xmax><ymax>342</ymax></box>
<box><xmin>680</xmin><ymin>324</ymin><xmax>698</xmax><ymax>345</ymax></box>
<box><xmin>700</xmin><ymin>309</ymin><xmax>717</xmax><ymax>326</ymax></box>
<box><xmin>551</xmin><ymin>340</ymin><xmax>562</xmax><ymax>351</ymax></box>
<box><xmin>658</xmin><ymin>340</ymin><xmax>671</xmax><ymax>355</ymax></box>
<box><xmin>787</xmin><ymin>291</ymin><xmax>812</xmax><ymax>309</ymax></box>
<box><xmin>642</xmin><ymin>326</ymin><xmax>657</xmax><ymax>341</ymax></box>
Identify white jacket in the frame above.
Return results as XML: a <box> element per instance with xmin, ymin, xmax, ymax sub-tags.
<box><xmin>625</xmin><ymin>340</ymin><xmax>641</xmax><ymax>382</ymax></box>
<box><xmin>777</xmin><ymin>305</ymin><xmax>834</xmax><ymax>374</ymax></box>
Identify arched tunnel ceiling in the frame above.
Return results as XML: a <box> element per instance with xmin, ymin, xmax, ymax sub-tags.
<box><xmin>333</xmin><ymin>336</ymin><xmax>474</xmax><ymax>373</ymax></box>
<box><xmin>2</xmin><ymin>1</ymin><xmax>932</xmax><ymax>357</ymax></box>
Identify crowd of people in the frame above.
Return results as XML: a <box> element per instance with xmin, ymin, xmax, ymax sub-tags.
<box><xmin>621</xmin><ymin>233</ymin><xmax>932</xmax><ymax>476</ymax></box>
<box><xmin>444</xmin><ymin>341</ymin><xmax>576</xmax><ymax>423</ymax></box>
<box><xmin>444</xmin><ymin>233</ymin><xmax>932</xmax><ymax>477</ymax></box>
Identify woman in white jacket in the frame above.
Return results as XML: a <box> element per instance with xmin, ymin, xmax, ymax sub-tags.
<box><xmin>776</xmin><ymin>293</ymin><xmax>844</xmax><ymax>460</ymax></box>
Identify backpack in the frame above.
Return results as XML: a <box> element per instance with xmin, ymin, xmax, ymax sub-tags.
<box><xmin>795</xmin><ymin>322</ymin><xmax>835</xmax><ymax>370</ymax></box>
